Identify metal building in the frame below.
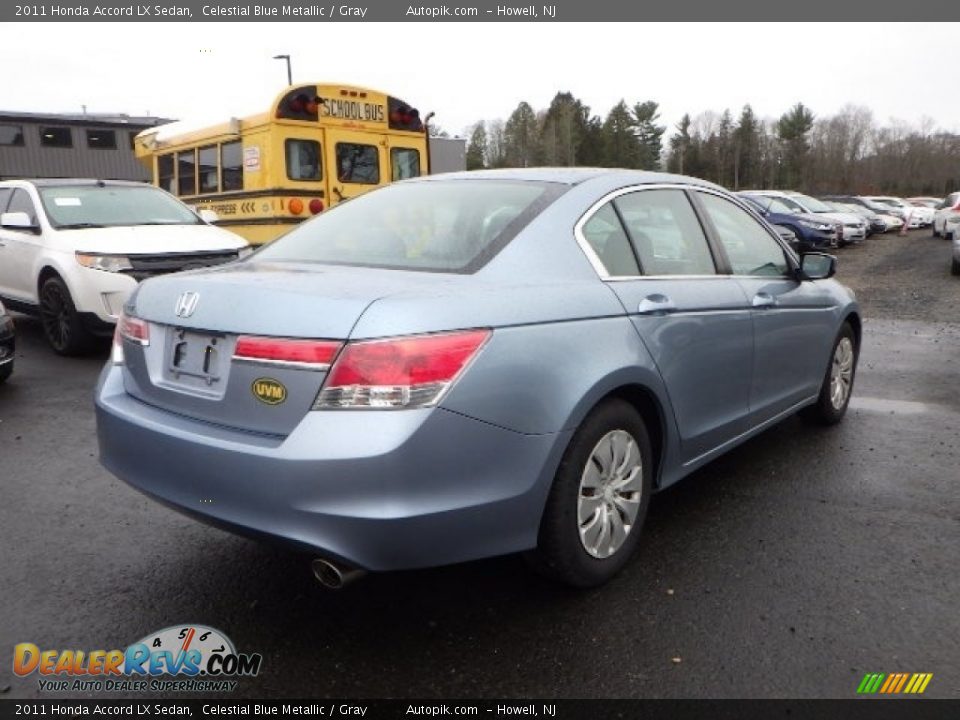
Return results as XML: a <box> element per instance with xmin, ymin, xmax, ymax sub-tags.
<box><xmin>0</xmin><ymin>111</ymin><xmax>169</xmax><ymax>181</ymax></box>
<box><xmin>428</xmin><ymin>136</ymin><xmax>467</xmax><ymax>175</ymax></box>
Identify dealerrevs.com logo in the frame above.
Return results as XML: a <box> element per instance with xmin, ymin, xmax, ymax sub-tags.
<box><xmin>13</xmin><ymin>625</ymin><xmax>262</xmax><ymax>693</ymax></box>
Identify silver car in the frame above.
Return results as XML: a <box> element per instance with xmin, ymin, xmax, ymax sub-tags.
<box><xmin>96</xmin><ymin>170</ymin><xmax>861</xmax><ymax>588</ymax></box>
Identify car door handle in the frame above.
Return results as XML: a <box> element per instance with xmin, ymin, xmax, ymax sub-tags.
<box><xmin>637</xmin><ymin>294</ymin><xmax>677</xmax><ymax>315</ymax></box>
<box><xmin>752</xmin><ymin>292</ymin><xmax>777</xmax><ymax>308</ymax></box>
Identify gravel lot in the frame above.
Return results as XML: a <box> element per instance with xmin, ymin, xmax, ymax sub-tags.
<box><xmin>1</xmin><ymin>228</ymin><xmax>957</xmax><ymax>700</ymax></box>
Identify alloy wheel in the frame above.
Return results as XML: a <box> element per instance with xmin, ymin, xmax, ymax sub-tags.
<box><xmin>40</xmin><ymin>282</ymin><xmax>71</xmax><ymax>352</ymax></box>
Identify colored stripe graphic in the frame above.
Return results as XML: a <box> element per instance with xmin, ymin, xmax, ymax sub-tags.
<box><xmin>857</xmin><ymin>672</ymin><xmax>932</xmax><ymax>694</ymax></box>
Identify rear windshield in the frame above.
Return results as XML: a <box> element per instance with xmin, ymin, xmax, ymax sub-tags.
<box><xmin>793</xmin><ymin>194</ymin><xmax>832</xmax><ymax>213</ymax></box>
<box><xmin>39</xmin><ymin>185</ymin><xmax>202</xmax><ymax>229</ymax></box>
<box><xmin>255</xmin><ymin>179</ymin><xmax>565</xmax><ymax>273</ymax></box>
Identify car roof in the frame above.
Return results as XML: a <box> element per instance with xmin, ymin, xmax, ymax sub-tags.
<box><xmin>0</xmin><ymin>178</ymin><xmax>148</xmax><ymax>188</ymax></box>
<box><xmin>421</xmin><ymin>167</ymin><xmax>725</xmax><ymax>190</ymax></box>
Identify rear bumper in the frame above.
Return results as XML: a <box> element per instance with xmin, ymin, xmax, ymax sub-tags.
<box><xmin>95</xmin><ymin>364</ymin><xmax>569</xmax><ymax>571</ymax></box>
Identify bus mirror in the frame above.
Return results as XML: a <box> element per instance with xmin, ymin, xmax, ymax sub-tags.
<box><xmin>198</xmin><ymin>209</ymin><xmax>219</xmax><ymax>224</ymax></box>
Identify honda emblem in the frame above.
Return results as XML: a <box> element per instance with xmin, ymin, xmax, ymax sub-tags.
<box><xmin>174</xmin><ymin>291</ymin><xmax>200</xmax><ymax>318</ymax></box>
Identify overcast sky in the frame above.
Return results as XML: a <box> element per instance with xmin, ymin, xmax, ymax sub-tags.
<box><xmin>4</xmin><ymin>23</ymin><xmax>959</xmax><ymax>137</ymax></box>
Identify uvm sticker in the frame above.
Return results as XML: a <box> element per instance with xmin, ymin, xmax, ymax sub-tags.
<box><xmin>252</xmin><ymin>378</ymin><xmax>287</xmax><ymax>405</ymax></box>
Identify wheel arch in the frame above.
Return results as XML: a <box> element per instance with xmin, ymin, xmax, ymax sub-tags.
<box><xmin>560</xmin><ymin>371</ymin><xmax>676</xmax><ymax>490</ymax></box>
<box><xmin>843</xmin><ymin>310</ymin><xmax>862</xmax><ymax>351</ymax></box>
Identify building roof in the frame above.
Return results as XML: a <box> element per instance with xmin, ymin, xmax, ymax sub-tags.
<box><xmin>0</xmin><ymin>110</ymin><xmax>171</xmax><ymax>127</ymax></box>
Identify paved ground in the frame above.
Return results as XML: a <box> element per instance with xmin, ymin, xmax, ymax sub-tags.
<box><xmin>1</xmin><ymin>229</ymin><xmax>958</xmax><ymax>699</ymax></box>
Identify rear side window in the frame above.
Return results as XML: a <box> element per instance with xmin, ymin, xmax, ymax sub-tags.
<box><xmin>581</xmin><ymin>203</ymin><xmax>639</xmax><ymax>276</ymax></box>
<box><xmin>614</xmin><ymin>189</ymin><xmax>716</xmax><ymax>276</ymax></box>
<box><xmin>0</xmin><ymin>188</ymin><xmax>13</xmax><ymax>213</ymax></box>
<box><xmin>697</xmin><ymin>192</ymin><xmax>789</xmax><ymax>276</ymax></box>
<box><xmin>391</xmin><ymin>148</ymin><xmax>421</xmax><ymax>180</ymax></box>
<box><xmin>255</xmin><ymin>180</ymin><xmax>565</xmax><ymax>274</ymax></box>
<box><xmin>285</xmin><ymin>139</ymin><xmax>322</xmax><ymax>181</ymax></box>
<box><xmin>336</xmin><ymin>143</ymin><xmax>379</xmax><ymax>184</ymax></box>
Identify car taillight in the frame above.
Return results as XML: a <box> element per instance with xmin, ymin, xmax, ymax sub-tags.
<box><xmin>113</xmin><ymin>313</ymin><xmax>149</xmax><ymax>364</ymax></box>
<box><xmin>234</xmin><ymin>336</ymin><xmax>342</xmax><ymax>370</ymax></box>
<box><xmin>314</xmin><ymin>329</ymin><xmax>491</xmax><ymax>409</ymax></box>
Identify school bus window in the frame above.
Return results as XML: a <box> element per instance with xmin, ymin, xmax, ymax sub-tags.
<box><xmin>391</xmin><ymin>148</ymin><xmax>420</xmax><ymax>181</ymax></box>
<box><xmin>177</xmin><ymin>150</ymin><xmax>197</xmax><ymax>196</ymax></box>
<box><xmin>198</xmin><ymin>145</ymin><xmax>219</xmax><ymax>194</ymax></box>
<box><xmin>285</xmin><ymin>139</ymin><xmax>322</xmax><ymax>181</ymax></box>
<box><xmin>336</xmin><ymin>143</ymin><xmax>379</xmax><ymax>184</ymax></box>
<box><xmin>157</xmin><ymin>154</ymin><xmax>175</xmax><ymax>194</ymax></box>
<box><xmin>221</xmin><ymin>141</ymin><xmax>243</xmax><ymax>192</ymax></box>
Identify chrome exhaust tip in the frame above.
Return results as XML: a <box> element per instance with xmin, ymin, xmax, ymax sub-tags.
<box><xmin>311</xmin><ymin>557</ymin><xmax>366</xmax><ymax>590</ymax></box>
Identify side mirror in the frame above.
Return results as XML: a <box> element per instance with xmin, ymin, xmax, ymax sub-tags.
<box><xmin>800</xmin><ymin>252</ymin><xmax>836</xmax><ymax>280</ymax></box>
<box><xmin>198</xmin><ymin>208</ymin><xmax>219</xmax><ymax>224</ymax></box>
<box><xmin>0</xmin><ymin>211</ymin><xmax>39</xmax><ymax>233</ymax></box>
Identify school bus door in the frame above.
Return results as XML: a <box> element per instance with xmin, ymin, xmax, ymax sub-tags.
<box><xmin>326</xmin><ymin>130</ymin><xmax>388</xmax><ymax>206</ymax></box>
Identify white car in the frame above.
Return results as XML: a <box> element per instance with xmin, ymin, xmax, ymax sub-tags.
<box><xmin>745</xmin><ymin>190</ymin><xmax>867</xmax><ymax>244</ymax></box>
<box><xmin>0</xmin><ymin>179</ymin><xmax>251</xmax><ymax>355</ymax></box>
<box><xmin>864</xmin><ymin>196</ymin><xmax>933</xmax><ymax>228</ymax></box>
<box><xmin>933</xmin><ymin>191</ymin><xmax>960</xmax><ymax>242</ymax></box>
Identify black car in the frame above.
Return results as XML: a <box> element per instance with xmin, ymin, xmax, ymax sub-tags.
<box><xmin>0</xmin><ymin>300</ymin><xmax>14</xmax><ymax>384</ymax></box>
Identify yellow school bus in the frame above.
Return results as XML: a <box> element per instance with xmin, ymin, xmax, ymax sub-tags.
<box><xmin>134</xmin><ymin>83</ymin><xmax>430</xmax><ymax>244</ymax></box>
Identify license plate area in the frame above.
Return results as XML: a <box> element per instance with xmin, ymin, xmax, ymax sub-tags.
<box><xmin>164</xmin><ymin>327</ymin><xmax>226</xmax><ymax>389</ymax></box>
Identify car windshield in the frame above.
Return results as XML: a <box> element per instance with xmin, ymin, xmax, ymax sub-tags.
<box><xmin>39</xmin><ymin>185</ymin><xmax>202</xmax><ymax>229</ymax></box>
<box><xmin>255</xmin><ymin>179</ymin><xmax>565</xmax><ymax>273</ymax></box>
<box><xmin>766</xmin><ymin>198</ymin><xmax>800</xmax><ymax>214</ymax></box>
<box><xmin>793</xmin><ymin>194</ymin><xmax>833</xmax><ymax>213</ymax></box>
<box><xmin>873</xmin><ymin>198</ymin><xmax>904</xmax><ymax>208</ymax></box>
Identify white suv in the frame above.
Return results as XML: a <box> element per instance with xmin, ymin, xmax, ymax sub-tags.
<box><xmin>0</xmin><ymin>179</ymin><xmax>250</xmax><ymax>355</ymax></box>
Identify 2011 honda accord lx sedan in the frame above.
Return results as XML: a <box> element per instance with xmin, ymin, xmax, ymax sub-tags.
<box><xmin>95</xmin><ymin>169</ymin><xmax>861</xmax><ymax>588</ymax></box>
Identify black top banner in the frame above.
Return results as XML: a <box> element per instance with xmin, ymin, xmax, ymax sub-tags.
<box><xmin>1</xmin><ymin>700</ymin><xmax>960</xmax><ymax>720</ymax></box>
<box><xmin>1</xmin><ymin>0</ymin><xmax>954</xmax><ymax>21</ymax></box>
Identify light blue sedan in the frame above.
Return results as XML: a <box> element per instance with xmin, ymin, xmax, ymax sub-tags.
<box><xmin>95</xmin><ymin>169</ymin><xmax>860</xmax><ymax>588</ymax></box>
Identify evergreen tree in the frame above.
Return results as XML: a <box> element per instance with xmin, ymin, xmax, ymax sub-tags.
<box><xmin>465</xmin><ymin>121</ymin><xmax>487</xmax><ymax>170</ymax></box>
<box><xmin>601</xmin><ymin>100</ymin><xmax>641</xmax><ymax>168</ymax></box>
<box><xmin>733</xmin><ymin>104</ymin><xmax>760</xmax><ymax>189</ymax></box>
<box><xmin>503</xmin><ymin>101</ymin><xmax>538</xmax><ymax>167</ymax></box>
<box><xmin>667</xmin><ymin>114</ymin><xmax>693</xmax><ymax>175</ymax></box>
<box><xmin>632</xmin><ymin>101</ymin><xmax>665</xmax><ymax>170</ymax></box>
<box><xmin>777</xmin><ymin>102</ymin><xmax>815</xmax><ymax>187</ymax></box>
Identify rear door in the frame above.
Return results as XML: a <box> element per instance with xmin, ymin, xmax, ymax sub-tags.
<box><xmin>326</xmin><ymin>130</ymin><xmax>387</xmax><ymax>207</ymax></box>
<box><xmin>692</xmin><ymin>190</ymin><xmax>837</xmax><ymax>423</ymax></box>
<box><xmin>579</xmin><ymin>187</ymin><xmax>755</xmax><ymax>464</ymax></box>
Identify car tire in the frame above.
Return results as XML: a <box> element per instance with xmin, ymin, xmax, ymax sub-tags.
<box><xmin>527</xmin><ymin>398</ymin><xmax>653</xmax><ymax>588</ymax></box>
<box><xmin>0</xmin><ymin>361</ymin><xmax>11</xmax><ymax>384</ymax></box>
<box><xmin>951</xmin><ymin>256</ymin><xmax>960</xmax><ymax>276</ymax></box>
<box><xmin>932</xmin><ymin>223</ymin><xmax>940</xmax><ymax>238</ymax></box>
<box><xmin>39</xmin><ymin>275</ymin><xmax>95</xmax><ymax>356</ymax></box>
<box><xmin>800</xmin><ymin>322</ymin><xmax>858</xmax><ymax>426</ymax></box>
